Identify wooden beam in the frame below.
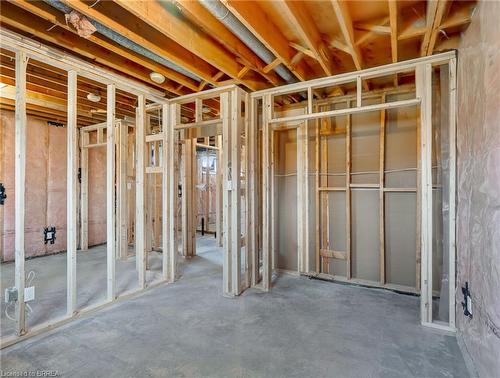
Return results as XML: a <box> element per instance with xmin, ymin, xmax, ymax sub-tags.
<box><xmin>221</xmin><ymin>92</ymin><xmax>232</xmax><ymax>294</ymax></box>
<box><xmin>113</xmin><ymin>0</ymin><xmax>267</xmax><ymax>91</ymax></box>
<box><xmin>320</xmin><ymin>117</ymin><xmax>329</xmax><ymax>273</ymax></box>
<box><xmin>162</xmin><ymin>105</ymin><xmax>169</xmax><ymax>279</ymax></box>
<box><xmin>136</xmin><ymin>95</ymin><xmax>146</xmax><ymax>289</ymax></box>
<box><xmin>248</xmin><ymin>98</ymin><xmax>257</xmax><ymax>284</ymax></box>
<box><xmin>0</xmin><ymin>5</ymin><xmax>175</xmax><ymax>95</ymax></box>
<box><xmin>329</xmin><ymin>38</ymin><xmax>351</xmax><ymax>55</ymax></box>
<box><xmin>106</xmin><ymin>84</ymin><xmax>116</xmax><ymax>301</ymax></box>
<box><xmin>14</xmin><ymin>50</ymin><xmax>27</xmax><ymax>336</ymax></box>
<box><xmin>117</xmin><ymin>121</ymin><xmax>128</xmax><ymax>260</ymax></box>
<box><xmin>426</xmin><ymin>0</ymin><xmax>452</xmax><ymax>56</ymax></box>
<box><xmin>181</xmin><ymin>138</ymin><xmax>195</xmax><ymax>257</ymax></box>
<box><xmin>175</xmin><ymin>0</ymin><xmax>282</xmax><ymax>86</ymax></box>
<box><xmin>263</xmin><ymin>58</ymin><xmax>282</xmax><ymax>74</ymax></box>
<box><xmin>282</xmin><ymin>0</ymin><xmax>333</xmax><ymax>76</ymax></box>
<box><xmin>420</xmin><ymin>0</ymin><xmax>439</xmax><ymax>56</ymax></box>
<box><xmin>1</xmin><ymin>28</ymin><xmax>165</xmax><ymax>100</ymax></box>
<box><xmin>297</xmin><ymin>120</ymin><xmax>309</xmax><ymax>273</ymax></box>
<box><xmin>379</xmin><ymin>94</ymin><xmax>386</xmax><ymax>284</ymax></box>
<box><xmin>330</xmin><ymin>0</ymin><xmax>365</xmax><ymax>72</ymax></box>
<box><xmin>0</xmin><ymin>56</ymin><xmax>139</xmax><ymax>111</ymax></box>
<box><xmin>60</xmin><ymin>0</ymin><xmax>219</xmax><ymax>86</ymax></box>
<box><xmin>7</xmin><ymin>0</ymin><xmax>199</xmax><ymax>92</ymax></box>
<box><xmin>289</xmin><ymin>42</ymin><xmax>316</xmax><ymax>60</ymax></box>
<box><xmin>388</xmin><ymin>1</ymin><xmax>398</xmax><ymax>63</ymax></box>
<box><xmin>416</xmin><ymin>63</ymin><xmax>433</xmax><ymax>323</ymax></box>
<box><xmin>66</xmin><ymin>70</ymin><xmax>77</xmax><ymax>315</ymax></box>
<box><xmin>261</xmin><ymin>94</ymin><xmax>272</xmax><ymax>290</ymax></box>
<box><xmin>448</xmin><ymin>57</ymin><xmax>457</xmax><ymax>328</ymax></box>
<box><xmin>355</xmin><ymin>17</ymin><xmax>390</xmax><ymax>47</ymax></box>
<box><xmin>346</xmin><ymin>106</ymin><xmax>352</xmax><ymax>280</ymax></box>
<box><xmin>440</xmin><ymin>2</ymin><xmax>474</xmax><ymax>29</ymax></box>
<box><xmin>315</xmin><ymin>114</ymin><xmax>320</xmax><ymax>273</ymax></box>
<box><xmin>230</xmin><ymin>89</ymin><xmax>241</xmax><ymax>294</ymax></box>
<box><xmin>166</xmin><ymin>103</ymin><xmax>179</xmax><ymax>282</ymax></box>
<box><xmin>215</xmin><ymin>134</ymin><xmax>223</xmax><ymax>248</ymax></box>
<box><xmin>80</xmin><ymin>130</ymin><xmax>89</xmax><ymax>250</ymax></box>
<box><xmin>222</xmin><ymin>0</ymin><xmax>310</xmax><ymax>81</ymax></box>
<box><xmin>398</xmin><ymin>26</ymin><xmax>427</xmax><ymax>41</ymax></box>
<box><xmin>354</xmin><ymin>22</ymin><xmax>391</xmax><ymax>34</ymax></box>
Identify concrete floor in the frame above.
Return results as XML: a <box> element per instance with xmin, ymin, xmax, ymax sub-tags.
<box><xmin>1</xmin><ymin>236</ymin><xmax>468</xmax><ymax>377</ymax></box>
<box><xmin>1</xmin><ymin>244</ymin><xmax>163</xmax><ymax>338</ymax></box>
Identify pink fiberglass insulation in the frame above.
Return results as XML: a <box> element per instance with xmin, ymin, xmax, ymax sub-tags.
<box><xmin>1</xmin><ymin>111</ymin><xmax>107</xmax><ymax>261</ymax></box>
<box><xmin>456</xmin><ymin>1</ymin><xmax>500</xmax><ymax>376</ymax></box>
<box><xmin>1</xmin><ymin>110</ymin><xmax>15</xmax><ymax>261</ymax></box>
<box><xmin>46</xmin><ymin>125</ymin><xmax>67</xmax><ymax>253</ymax></box>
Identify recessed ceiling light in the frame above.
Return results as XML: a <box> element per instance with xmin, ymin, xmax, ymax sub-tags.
<box><xmin>87</xmin><ymin>92</ymin><xmax>101</xmax><ymax>102</ymax></box>
<box><xmin>150</xmin><ymin>72</ymin><xmax>165</xmax><ymax>84</ymax></box>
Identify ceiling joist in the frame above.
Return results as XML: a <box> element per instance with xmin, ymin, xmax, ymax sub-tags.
<box><xmin>222</xmin><ymin>0</ymin><xmax>311</xmax><ymax>82</ymax></box>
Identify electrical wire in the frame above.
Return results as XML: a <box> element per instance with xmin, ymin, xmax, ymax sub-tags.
<box><xmin>4</xmin><ymin>270</ymin><xmax>36</xmax><ymax>322</ymax></box>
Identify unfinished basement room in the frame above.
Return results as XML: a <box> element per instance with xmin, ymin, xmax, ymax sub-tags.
<box><xmin>0</xmin><ymin>0</ymin><xmax>499</xmax><ymax>377</ymax></box>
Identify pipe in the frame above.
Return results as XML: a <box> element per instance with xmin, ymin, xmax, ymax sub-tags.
<box><xmin>43</xmin><ymin>0</ymin><xmax>201</xmax><ymax>82</ymax></box>
<box><xmin>198</xmin><ymin>0</ymin><xmax>296</xmax><ymax>83</ymax></box>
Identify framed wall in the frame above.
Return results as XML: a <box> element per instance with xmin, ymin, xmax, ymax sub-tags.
<box><xmin>253</xmin><ymin>51</ymin><xmax>457</xmax><ymax>331</ymax></box>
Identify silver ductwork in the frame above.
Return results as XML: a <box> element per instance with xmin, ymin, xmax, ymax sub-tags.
<box><xmin>43</xmin><ymin>0</ymin><xmax>201</xmax><ymax>82</ymax></box>
<box><xmin>198</xmin><ymin>0</ymin><xmax>296</xmax><ymax>83</ymax></box>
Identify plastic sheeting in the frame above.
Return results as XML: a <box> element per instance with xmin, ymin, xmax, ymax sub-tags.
<box><xmin>456</xmin><ymin>1</ymin><xmax>500</xmax><ymax>376</ymax></box>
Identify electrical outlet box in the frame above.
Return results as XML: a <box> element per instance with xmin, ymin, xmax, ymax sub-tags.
<box><xmin>24</xmin><ymin>286</ymin><xmax>35</xmax><ymax>302</ymax></box>
<box><xmin>4</xmin><ymin>287</ymin><xmax>17</xmax><ymax>303</ymax></box>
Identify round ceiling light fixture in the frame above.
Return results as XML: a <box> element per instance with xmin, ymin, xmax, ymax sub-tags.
<box><xmin>202</xmin><ymin>106</ymin><xmax>211</xmax><ymax>114</ymax></box>
<box><xmin>87</xmin><ymin>92</ymin><xmax>101</xmax><ymax>102</ymax></box>
<box><xmin>150</xmin><ymin>72</ymin><xmax>165</xmax><ymax>84</ymax></box>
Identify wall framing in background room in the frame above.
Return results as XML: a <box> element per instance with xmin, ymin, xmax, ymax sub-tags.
<box><xmin>252</xmin><ymin>50</ymin><xmax>457</xmax><ymax>332</ymax></box>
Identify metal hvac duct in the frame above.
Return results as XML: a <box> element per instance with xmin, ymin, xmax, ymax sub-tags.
<box><xmin>198</xmin><ymin>0</ymin><xmax>296</xmax><ymax>83</ymax></box>
<box><xmin>43</xmin><ymin>0</ymin><xmax>201</xmax><ymax>82</ymax></box>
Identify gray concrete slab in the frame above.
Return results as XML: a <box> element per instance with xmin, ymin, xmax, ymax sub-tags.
<box><xmin>1</xmin><ymin>236</ymin><xmax>468</xmax><ymax>378</ymax></box>
<box><xmin>1</xmin><ymin>245</ymin><xmax>163</xmax><ymax>338</ymax></box>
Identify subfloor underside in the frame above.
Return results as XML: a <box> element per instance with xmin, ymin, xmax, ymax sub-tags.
<box><xmin>1</xmin><ymin>236</ymin><xmax>468</xmax><ymax>377</ymax></box>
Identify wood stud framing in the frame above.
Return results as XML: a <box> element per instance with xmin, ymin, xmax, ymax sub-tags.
<box><xmin>66</xmin><ymin>70</ymin><xmax>77</xmax><ymax>315</ymax></box>
<box><xmin>379</xmin><ymin>94</ymin><xmax>386</xmax><ymax>285</ymax></box>
<box><xmin>2</xmin><ymin>29</ymin><xmax>458</xmax><ymax>347</ymax></box>
<box><xmin>136</xmin><ymin>95</ymin><xmax>146</xmax><ymax>289</ymax></box>
<box><xmin>255</xmin><ymin>51</ymin><xmax>457</xmax><ymax>332</ymax></box>
<box><xmin>14</xmin><ymin>50</ymin><xmax>27</xmax><ymax>336</ymax></box>
<box><xmin>106</xmin><ymin>84</ymin><xmax>116</xmax><ymax>301</ymax></box>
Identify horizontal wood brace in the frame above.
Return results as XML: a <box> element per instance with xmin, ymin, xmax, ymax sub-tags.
<box><xmin>145</xmin><ymin>133</ymin><xmax>164</xmax><ymax>142</ymax></box>
<box><xmin>318</xmin><ymin>186</ymin><xmax>346</xmax><ymax>191</ymax></box>
<box><xmin>174</xmin><ymin>118</ymin><xmax>221</xmax><ymax>130</ymax></box>
<box><xmin>83</xmin><ymin>142</ymin><xmax>106</xmax><ymax>149</ymax></box>
<box><xmin>145</xmin><ymin>166</ymin><xmax>162</xmax><ymax>174</ymax></box>
<box><xmin>268</xmin><ymin>98</ymin><xmax>420</xmax><ymax>124</ymax></box>
<box><xmin>320</xmin><ymin>249</ymin><xmax>346</xmax><ymax>260</ymax></box>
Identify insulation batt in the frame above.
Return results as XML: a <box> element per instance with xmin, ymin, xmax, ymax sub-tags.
<box><xmin>65</xmin><ymin>10</ymin><xmax>96</xmax><ymax>38</ymax></box>
<box><xmin>456</xmin><ymin>1</ymin><xmax>500</xmax><ymax>376</ymax></box>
